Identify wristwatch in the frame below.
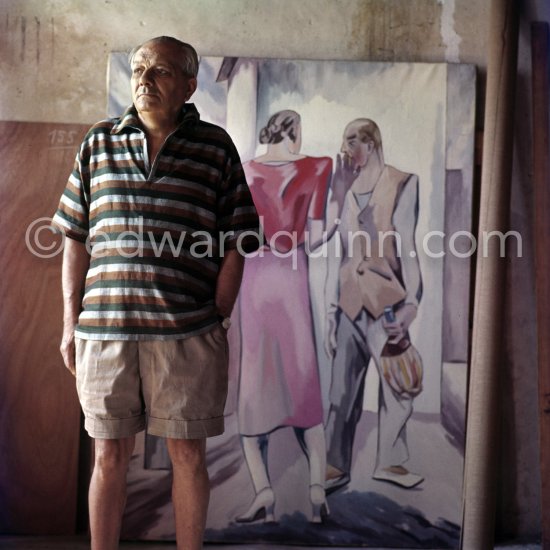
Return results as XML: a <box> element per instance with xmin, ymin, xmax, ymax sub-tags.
<box><xmin>217</xmin><ymin>314</ymin><xmax>231</xmax><ymax>330</ymax></box>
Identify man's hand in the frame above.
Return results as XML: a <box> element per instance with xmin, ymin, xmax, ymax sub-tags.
<box><xmin>331</xmin><ymin>153</ymin><xmax>358</xmax><ymax>208</ymax></box>
<box><xmin>60</xmin><ymin>238</ymin><xmax>89</xmax><ymax>377</ymax></box>
<box><xmin>325</xmin><ymin>307</ymin><xmax>339</xmax><ymax>358</ymax></box>
<box><xmin>215</xmin><ymin>248</ymin><xmax>244</xmax><ymax>321</ymax></box>
<box><xmin>60</xmin><ymin>324</ymin><xmax>77</xmax><ymax>376</ymax></box>
<box><xmin>382</xmin><ymin>303</ymin><xmax>417</xmax><ymax>343</ymax></box>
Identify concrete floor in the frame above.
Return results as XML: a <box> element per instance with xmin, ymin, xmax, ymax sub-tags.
<box><xmin>0</xmin><ymin>536</ymin><xmax>542</xmax><ymax>549</ymax></box>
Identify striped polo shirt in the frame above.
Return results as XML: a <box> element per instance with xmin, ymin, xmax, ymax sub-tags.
<box><xmin>52</xmin><ymin>104</ymin><xmax>260</xmax><ymax>341</ymax></box>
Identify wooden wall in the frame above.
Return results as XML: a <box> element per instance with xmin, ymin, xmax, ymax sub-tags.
<box><xmin>0</xmin><ymin>122</ymin><xmax>88</xmax><ymax>534</ymax></box>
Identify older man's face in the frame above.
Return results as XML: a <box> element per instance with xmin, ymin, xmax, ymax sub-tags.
<box><xmin>130</xmin><ymin>41</ymin><xmax>197</xmax><ymax>123</ymax></box>
<box><xmin>341</xmin><ymin>121</ymin><xmax>374</xmax><ymax>171</ymax></box>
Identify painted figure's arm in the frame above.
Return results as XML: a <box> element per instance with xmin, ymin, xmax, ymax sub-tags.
<box><xmin>324</xmin><ymin>231</ymin><xmax>343</xmax><ymax>357</ymax></box>
<box><xmin>307</xmin><ymin>218</ymin><xmax>325</xmax><ymax>251</ymax></box>
<box><xmin>215</xmin><ymin>248</ymin><xmax>245</xmax><ymax>319</ymax></box>
<box><xmin>60</xmin><ymin>238</ymin><xmax>90</xmax><ymax>375</ymax></box>
<box><xmin>383</xmin><ymin>175</ymin><xmax>422</xmax><ymax>342</ymax></box>
<box><xmin>394</xmin><ymin>175</ymin><xmax>422</xmax><ymax>307</ymax></box>
<box><xmin>306</xmin><ymin>157</ymin><xmax>335</xmax><ymax>251</ymax></box>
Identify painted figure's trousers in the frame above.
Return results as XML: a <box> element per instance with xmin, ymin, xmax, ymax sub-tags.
<box><xmin>325</xmin><ymin>309</ymin><xmax>414</xmax><ymax>474</ymax></box>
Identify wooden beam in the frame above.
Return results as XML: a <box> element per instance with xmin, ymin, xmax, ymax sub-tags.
<box><xmin>461</xmin><ymin>0</ymin><xmax>519</xmax><ymax>548</ymax></box>
<box><xmin>532</xmin><ymin>21</ymin><xmax>550</xmax><ymax>550</ymax></box>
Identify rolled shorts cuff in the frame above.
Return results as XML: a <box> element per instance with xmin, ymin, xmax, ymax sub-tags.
<box><xmin>84</xmin><ymin>414</ymin><xmax>146</xmax><ymax>439</ymax></box>
<box><xmin>147</xmin><ymin>415</ymin><xmax>225</xmax><ymax>439</ymax></box>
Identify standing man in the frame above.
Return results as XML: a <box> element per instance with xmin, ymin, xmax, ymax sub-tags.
<box><xmin>52</xmin><ymin>36</ymin><xmax>260</xmax><ymax>550</ymax></box>
<box><xmin>324</xmin><ymin>118</ymin><xmax>423</xmax><ymax>493</ymax></box>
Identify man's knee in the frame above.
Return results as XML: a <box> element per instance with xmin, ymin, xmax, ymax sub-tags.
<box><xmin>93</xmin><ymin>437</ymin><xmax>135</xmax><ymax>473</ymax></box>
<box><xmin>167</xmin><ymin>438</ymin><xmax>206</xmax><ymax>470</ymax></box>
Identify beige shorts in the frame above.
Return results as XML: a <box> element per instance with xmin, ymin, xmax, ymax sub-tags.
<box><xmin>75</xmin><ymin>325</ymin><xmax>229</xmax><ymax>440</ymax></box>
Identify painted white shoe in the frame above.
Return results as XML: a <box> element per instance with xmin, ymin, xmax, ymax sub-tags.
<box><xmin>236</xmin><ymin>487</ymin><xmax>276</xmax><ymax>523</ymax></box>
<box><xmin>373</xmin><ymin>467</ymin><xmax>424</xmax><ymax>489</ymax></box>
<box><xmin>309</xmin><ymin>484</ymin><xmax>330</xmax><ymax>523</ymax></box>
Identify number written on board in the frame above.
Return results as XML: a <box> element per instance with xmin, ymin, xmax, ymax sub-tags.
<box><xmin>48</xmin><ymin>129</ymin><xmax>78</xmax><ymax>147</ymax></box>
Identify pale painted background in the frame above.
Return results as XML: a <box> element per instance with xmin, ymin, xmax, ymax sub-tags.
<box><xmin>0</xmin><ymin>0</ymin><xmax>546</xmax><ymax>542</ymax></box>
<box><xmin>108</xmin><ymin>55</ymin><xmax>460</xmax><ymax>415</ymax></box>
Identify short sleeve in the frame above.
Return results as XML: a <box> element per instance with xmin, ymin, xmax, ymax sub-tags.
<box><xmin>51</xmin><ymin>141</ymin><xmax>90</xmax><ymax>243</ymax></box>
<box><xmin>308</xmin><ymin>157</ymin><xmax>332</xmax><ymax>219</ymax></box>
<box><xmin>217</xmin><ymin>139</ymin><xmax>261</xmax><ymax>254</ymax></box>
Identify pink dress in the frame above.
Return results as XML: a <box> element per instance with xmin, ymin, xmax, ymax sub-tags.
<box><xmin>237</xmin><ymin>157</ymin><xmax>332</xmax><ymax>436</ymax></box>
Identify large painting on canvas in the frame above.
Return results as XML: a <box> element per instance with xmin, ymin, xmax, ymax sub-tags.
<box><xmin>108</xmin><ymin>54</ymin><xmax>475</xmax><ymax>548</ymax></box>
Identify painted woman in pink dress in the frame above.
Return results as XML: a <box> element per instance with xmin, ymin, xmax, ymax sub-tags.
<box><xmin>236</xmin><ymin>110</ymin><xmax>332</xmax><ymax>524</ymax></box>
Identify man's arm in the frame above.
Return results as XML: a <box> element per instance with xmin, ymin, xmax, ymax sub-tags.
<box><xmin>394</xmin><ymin>175</ymin><xmax>421</xmax><ymax>307</ymax></box>
<box><xmin>383</xmin><ymin>175</ymin><xmax>422</xmax><ymax>343</ymax></box>
<box><xmin>215</xmin><ymin>248</ymin><xmax>244</xmax><ymax>319</ymax></box>
<box><xmin>60</xmin><ymin>238</ymin><xmax>90</xmax><ymax>375</ymax></box>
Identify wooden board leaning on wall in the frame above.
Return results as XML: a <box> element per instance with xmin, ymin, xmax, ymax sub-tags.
<box><xmin>0</xmin><ymin>122</ymin><xmax>89</xmax><ymax>534</ymax></box>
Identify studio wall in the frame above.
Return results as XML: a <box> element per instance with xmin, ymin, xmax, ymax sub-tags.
<box><xmin>0</xmin><ymin>0</ymin><xmax>546</xmax><ymax>542</ymax></box>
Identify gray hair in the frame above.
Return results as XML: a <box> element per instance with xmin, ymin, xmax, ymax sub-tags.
<box><xmin>128</xmin><ymin>36</ymin><xmax>199</xmax><ymax>78</ymax></box>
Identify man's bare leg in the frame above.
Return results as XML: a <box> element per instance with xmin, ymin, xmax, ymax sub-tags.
<box><xmin>167</xmin><ymin>438</ymin><xmax>209</xmax><ymax>550</ymax></box>
<box><xmin>89</xmin><ymin>436</ymin><xmax>136</xmax><ymax>550</ymax></box>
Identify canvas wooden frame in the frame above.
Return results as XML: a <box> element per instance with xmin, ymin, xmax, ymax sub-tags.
<box><xmin>108</xmin><ymin>54</ymin><xmax>476</xmax><ymax>549</ymax></box>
